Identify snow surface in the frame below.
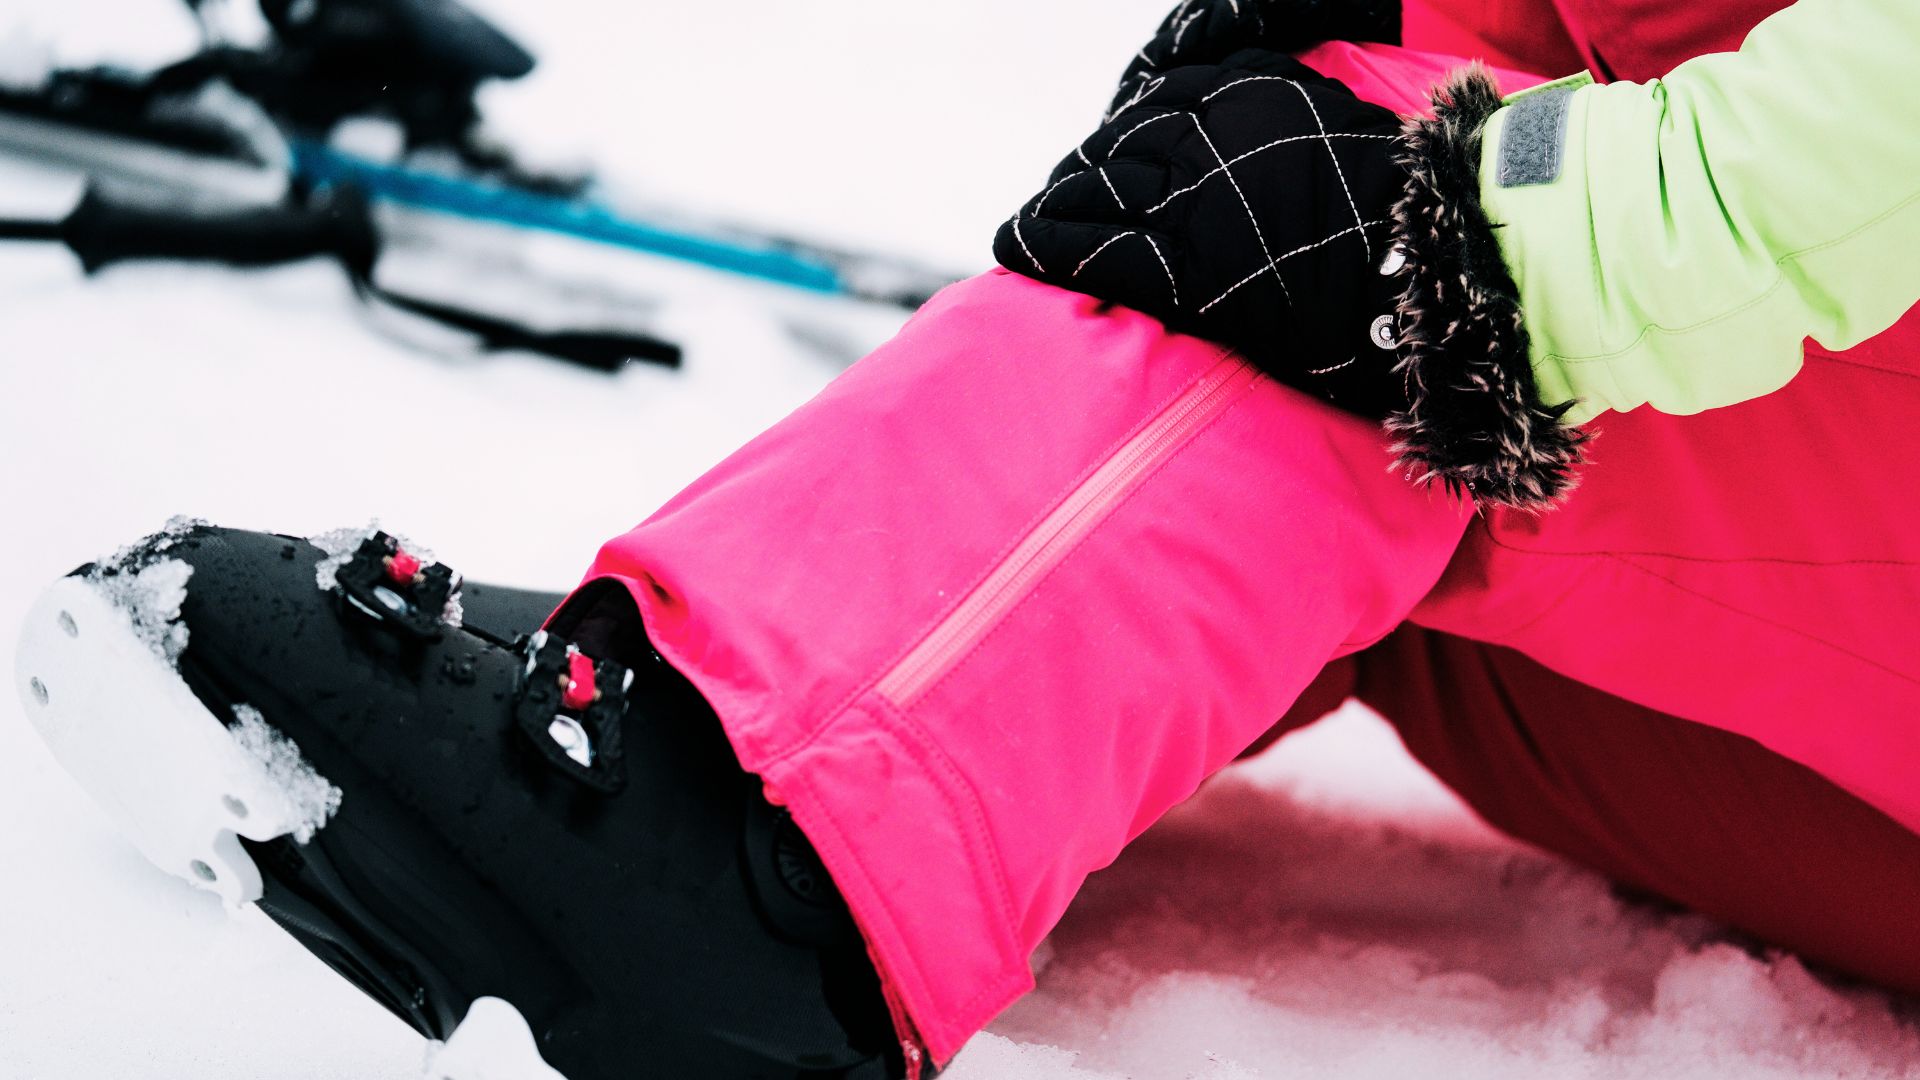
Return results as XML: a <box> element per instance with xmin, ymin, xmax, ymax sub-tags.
<box><xmin>2</xmin><ymin>1</ymin><xmax>1918</xmax><ymax>1078</ymax></box>
<box><xmin>948</xmin><ymin>724</ymin><xmax>1920</xmax><ymax>1079</ymax></box>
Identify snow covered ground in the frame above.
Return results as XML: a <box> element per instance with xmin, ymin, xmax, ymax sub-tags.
<box><xmin>2</xmin><ymin>1</ymin><xmax>1918</xmax><ymax>1077</ymax></box>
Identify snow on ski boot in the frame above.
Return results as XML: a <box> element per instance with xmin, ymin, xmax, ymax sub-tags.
<box><xmin>13</xmin><ymin>520</ymin><xmax>905</xmax><ymax>1080</ymax></box>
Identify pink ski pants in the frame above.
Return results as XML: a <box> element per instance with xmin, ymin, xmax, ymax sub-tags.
<box><xmin>572</xmin><ymin>44</ymin><xmax>1920</xmax><ymax>1068</ymax></box>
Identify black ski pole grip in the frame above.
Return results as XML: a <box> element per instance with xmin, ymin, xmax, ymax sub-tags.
<box><xmin>58</xmin><ymin>185</ymin><xmax>379</xmax><ymax>277</ymax></box>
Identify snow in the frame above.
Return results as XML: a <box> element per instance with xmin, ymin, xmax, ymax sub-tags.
<box><xmin>1</xmin><ymin>1</ymin><xmax>1917</xmax><ymax>1078</ymax></box>
<box><xmin>309</xmin><ymin>522</ymin><xmax>381</xmax><ymax>592</ymax></box>
<box><xmin>227</xmin><ymin>704</ymin><xmax>342</xmax><ymax>845</ymax></box>
<box><xmin>947</xmin><ymin>718</ymin><xmax>1920</xmax><ymax>1079</ymax></box>
<box><xmin>86</xmin><ymin>556</ymin><xmax>193</xmax><ymax>665</ymax></box>
<box><xmin>71</xmin><ymin>514</ymin><xmax>209</xmax><ymax>665</ymax></box>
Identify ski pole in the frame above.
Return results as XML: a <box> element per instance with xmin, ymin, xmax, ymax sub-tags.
<box><xmin>293</xmin><ymin>141</ymin><xmax>966</xmax><ymax>311</ymax></box>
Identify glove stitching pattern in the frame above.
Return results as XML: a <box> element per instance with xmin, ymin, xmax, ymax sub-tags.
<box><xmin>1032</xmin><ymin>171</ymin><xmax>1083</xmax><ymax>216</ymax></box>
<box><xmin>1007</xmin><ymin>216</ymin><xmax>1047</xmax><ymax>275</ymax></box>
<box><xmin>1109</xmin><ymin>110</ymin><xmax>1189</xmax><ymax>155</ymax></box>
<box><xmin>1073</xmin><ymin>232</ymin><xmax>1140</xmax><ymax>277</ymax></box>
<box><xmin>1067</xmin><ymin>232</ymin><xmax>1183</xmax><ymax>309</ymax></box>
<box><xmin>1142</xmin><ymin>235</ymin><xmax>1183</xmax><ymax>307</ymax></box>
<box><xmin>1091</xmin><ymin>76</ymin><xmax>1395</xmax><ymax>324</ymax></box>
<box><xmin>1109</xmin><ymin>74</ymin><xmax>1171</xmax><ymax>123</ymax></box>
<box><xmin>1306</xmin><ymin>356</ymin><xmax>1358</xmax><ymax>375</ymax></box>
<box><xmin>1172</xmin><ymin>7</ymin><xmax>1208</xmax><ymax>50</ymax></box>
<box><xmin>1146</xmin><ymin>131</ymin><xmax>1398</xmax><ymax>214</ymax></box>
<box><xmin>1284</xmin><ymin>76</ymin><xmax>1374</xmax><ymax>264</ymax></box>
<box><xmin>995</xmin><ymin>20</ymin><xmax>1415</xmax><ymax>424</ymax></box>
<box><xmin>1188</xmin><ymin>116</ymin><xmax>1298</xmax><ymax>314</ymax></box>
<box><xmin>1197</xmin><ymin>218</ymin><xmax>1386</xmax><ymax>313</ymax></box>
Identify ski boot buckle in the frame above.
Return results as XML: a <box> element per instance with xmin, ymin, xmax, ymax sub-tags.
<box><xmin>334</xmin><ymin>532</ymin><xmax>461</xmax><ymax>640</ymax></box>
<box><xmin>517</xmin><ymin>631</ymin><xmax>631</xmax><ymax>794</ymax></box>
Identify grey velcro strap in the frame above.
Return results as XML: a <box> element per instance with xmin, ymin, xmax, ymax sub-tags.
<box><xmin>1496</xmin><ymin>86</ymin><xmax>1574</xmax><ymax>188</ymax></box>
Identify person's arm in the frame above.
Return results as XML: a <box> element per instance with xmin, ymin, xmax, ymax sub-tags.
<box><xmin>1000</xmin><ymin>0</ymin><xmax>1919</xmax><ymax>506</ymax></box>
<box><xmin>1459</xmin><ymin>0</ymin><xmax>1920</xmax><ymax>421</ymax></box>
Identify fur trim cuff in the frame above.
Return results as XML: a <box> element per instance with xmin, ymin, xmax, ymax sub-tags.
<box><xmin>1386</xmin><ymin>66</ymin><xmax>1586</xmax><ymax>510</ymax></box>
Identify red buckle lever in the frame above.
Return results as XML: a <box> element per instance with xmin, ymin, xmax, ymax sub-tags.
<box><xmin>560</xmin><ymin>651</ymin><xmax>598</xmax><ymax>711</ymax></box>
<box><xmin>384</xmin><ymin>548</ymin><xmax>423</xmax><ymax>587</ymax></box>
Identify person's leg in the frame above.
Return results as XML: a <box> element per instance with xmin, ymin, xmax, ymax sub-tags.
<box><xmin>1400</xmin><ymin>0</ymin><xmax>1585</xmax><ymax>76</ymax></box>
<box><xmin>1350</xmin><ymin>627</ymin><xmax>1920</xmax><ymax>993</ymax></box>
<box><xmin>1410</xmin><ymin>330</ymin><xmax>1920</xmax><ymax>835</ymax></box>
<box><xmin>575</xmin><ymin>270</ymin><xmax>1475</xmax><ymax>1064</ymax></box>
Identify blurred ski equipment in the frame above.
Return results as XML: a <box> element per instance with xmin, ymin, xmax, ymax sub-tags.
<box><xmin>0</xmin><ymin>0</ymin><xmax>963</xmax><ymax>315</ymax></box>
<box><xmin>0</xmin><ymin>182</ymin><xmax>684</xmax><ymax>370</ymax></box>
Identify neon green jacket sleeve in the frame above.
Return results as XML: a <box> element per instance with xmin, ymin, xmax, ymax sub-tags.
<box><xmin>1477</xmin><ymin>0</ymin><xmax>1920</xmax><ymax>423</ymax></box>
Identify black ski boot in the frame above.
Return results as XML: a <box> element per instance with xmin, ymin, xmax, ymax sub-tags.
<box><xmin>13</xmin><ymin>520</ymin><xmax>905</xmax><ymax>1080</ymax></box>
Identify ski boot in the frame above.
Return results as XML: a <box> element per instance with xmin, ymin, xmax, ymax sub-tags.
<box><xmin>13</xmin><ymin>520</ymin><xmax>904</xmax><ymax>1079</ymax></box>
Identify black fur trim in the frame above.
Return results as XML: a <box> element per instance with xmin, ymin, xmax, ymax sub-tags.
<box><xmin>1386</xmin><ymin>66</ymin><xmax>1586</xmax><ymax>510</ymax></box>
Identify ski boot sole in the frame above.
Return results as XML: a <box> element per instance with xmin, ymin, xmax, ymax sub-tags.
<box><xmin>14</xmin><ymin>574</ymin><xmax>573</xmax><ymax>1080</ymax></box>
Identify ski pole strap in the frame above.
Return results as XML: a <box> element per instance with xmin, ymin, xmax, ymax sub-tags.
<box><xmin>368</xmin><ymin>285</ymin><xmax>683</xmax><ymax>370</ymax></box>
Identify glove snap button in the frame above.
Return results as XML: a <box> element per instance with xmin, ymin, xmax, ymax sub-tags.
<box><xmin>1369</xmin><ymin>314</ymin><xmax>1398</xmax><ymax>349</ymax></box>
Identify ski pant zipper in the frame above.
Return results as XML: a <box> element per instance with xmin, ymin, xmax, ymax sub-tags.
<box><xmin>875</xmin><ymin>352</ymin><xmax>1259</xmax><ymax>710</ymax></box>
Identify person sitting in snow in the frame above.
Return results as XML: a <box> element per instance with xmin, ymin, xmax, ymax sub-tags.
<box><xmin>14</xmin><ymin>0</ymin><xmax>1919</xmax><ymax>1076</ymax></box>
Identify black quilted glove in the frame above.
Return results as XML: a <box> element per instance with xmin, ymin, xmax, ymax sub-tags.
<box><xmin>995</xmin><ymin>54</ymin><xmax>1589</xmax><ymax>509</ymax></box>
<box><xmin>1108</xmin><ymin>0</ymin><xmax>1401</xmax><ymax>119</ymax></box>
<box><xmin>995</xmin><ymin>50</ymin><xmax>1411</xmax><ymax>419</ymax></box>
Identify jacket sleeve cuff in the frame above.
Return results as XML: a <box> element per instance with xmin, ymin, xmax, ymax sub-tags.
<box><xmin>1385</xmin><ymin>65</ymin><xmax>1587</xmax><ymax>510</ymax></box>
